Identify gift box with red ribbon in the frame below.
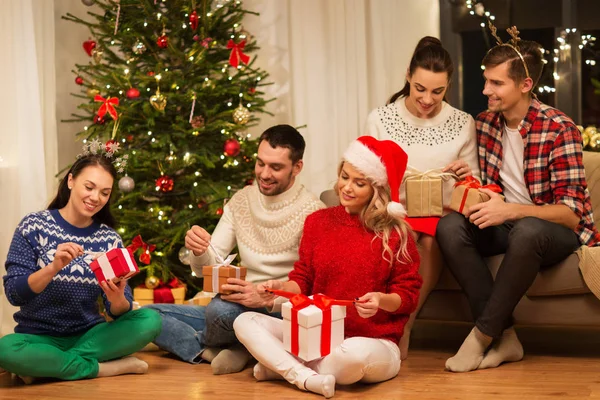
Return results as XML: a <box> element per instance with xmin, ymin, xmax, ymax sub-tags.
<box><xmin>276</xmin><ymin>290</ymin><xmax>349</xmax><ymax>362</ymax></box>
<box><xmin>133</xmin><ymin>278</ymin><xmax>186</xmax><ymax>306</ymax></box>
<box><xmin>450</xmin><ymin>176</ymin><xmax>503</xmax><ymax>215</ymax></box>
<box><xmin>90</xmin><ymin>248</ymin><xmax>139</xmax><ymax>284</ymax></box>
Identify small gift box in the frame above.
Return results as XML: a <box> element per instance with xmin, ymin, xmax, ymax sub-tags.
<box><xmin>450</xmin><ymin>176</ymin><xmax>503</xmax><ymax>215</ymax></box>
<box><xmin>133</xmin><ymin>279</ymin><xmax>186</xmax><ymax>306</ymax></box>
<box><xmin>185</xmin><ymin>291</ymin><xmax>216</xmax><ymax>306</ymax></box>
<box><xmin>90</xmin><ymin>248</ymin><xmax>139</xmax><ymax>284</ymax></box>
<box><xmin>277</xmin><ymin>291</ymin><xmax>350</xmax><ymax>362</ymax></box>
<box><xmin>202</xmin><ymin>263</ymin><xmax>247</xmax><ymax>294</ymax></box>
<box><xmin>404</xmin><ymin>168</ymin><xmax>455</xmax><ymax>217</ymax></box>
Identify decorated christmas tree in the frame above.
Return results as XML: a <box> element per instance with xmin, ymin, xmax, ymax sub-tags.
<box><xmin>63</xmin><ymin>0</ymin><xmax>270</xmax><ymax>291</ymax></box>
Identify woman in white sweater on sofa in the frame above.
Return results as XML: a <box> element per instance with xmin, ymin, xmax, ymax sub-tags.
<box><xmin>365</xmin><ymin>36</ymin><xmax>480</xmax><ymax>360</ymax></box>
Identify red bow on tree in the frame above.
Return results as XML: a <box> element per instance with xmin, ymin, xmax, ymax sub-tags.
<box><xmin>127</xmin><ymin>235</ymin><xmax>156</xmax><ymax>265</ymax></box>
<box><xmin>227</xmin><ymin>39</ymin><xmax>250</xmax><ymax>68</ymax></box>
<box><xmin>94</xmin><ymin>95</ymin><xmax>119</xmax><ymax>120</ymax></box>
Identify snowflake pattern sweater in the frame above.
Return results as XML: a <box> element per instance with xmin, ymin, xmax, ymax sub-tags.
<box><xmin>288</xmin><ymin>206</ymin><xmax>422</xmax><ymax>344</ymax></box>
<box><xmin>3</xmin><ymin>209</ymin><xmax>133</xmax><ymax>336</ymax></box>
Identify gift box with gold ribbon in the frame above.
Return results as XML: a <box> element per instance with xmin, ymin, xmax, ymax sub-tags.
<box><xmin>450</xmin><ymin>176</ymin><xmax>503</xmax><ymax>215</ymax></box>
<box><xmin>404</xmin><ymin>168</ymin><xmax>455</xmax><ymax>217</ymax></box>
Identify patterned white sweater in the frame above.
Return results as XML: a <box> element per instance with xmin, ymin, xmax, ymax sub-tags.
<box><xmin>190</xmin><ymin>179</ymin><xmax>325</xmax><ymax>283</ymax></box>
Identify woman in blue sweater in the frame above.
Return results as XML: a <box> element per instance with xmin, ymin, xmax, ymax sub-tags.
<box><xmin>0</xmin><ymin>149</ymin><xmax>161</xmax><ymax>382</ymax></box>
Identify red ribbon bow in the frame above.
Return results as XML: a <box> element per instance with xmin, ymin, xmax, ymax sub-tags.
<box><xmin>269</xmin><ymin>290</ymin><xmax>352</xmax><ymax>358</ymax></box>
<box><xmin>127</xmin><ymin>235</ymin><xmax>156</xmax><ymax>265</ymax></box>
<box><xmin>454</xmin><ymin>176</ymin><xmax>503</xmax><ymax>213</ymax></box>
<box><xmin>227</xmin><ymin>39</ymin><xmax>250</xmax><ymax>68</ymax></box>
<box><xmin>94</xmin><ymin>95</ymin><xmax>119</xmax><ymax>120</ymax></box>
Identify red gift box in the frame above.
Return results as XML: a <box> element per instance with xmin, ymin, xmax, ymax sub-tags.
<box><xmin>90</xmin><ymin>248</ymin><xmax>139</xmax><ymax>283</ymax></box>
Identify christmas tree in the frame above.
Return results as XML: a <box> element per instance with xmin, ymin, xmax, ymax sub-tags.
<box><xmin>63</xmin><ymin>0</ymin><xmax>270</xmax><ymax>291</ymax></box>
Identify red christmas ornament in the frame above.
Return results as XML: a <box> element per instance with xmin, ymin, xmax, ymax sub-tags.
<box><xmin>189</xmin><ymin>10</ymin><xmax>199</xmax><ymax>30</ymax></box>
<box><xmin>197</xmin><ymin>200</ymin><xmax>207</xmax><ymax>209</ymax></box>
<box><xmin>216</xmin><ymin>208</ymin><xmax>224</xmax><ymax>216</ymax></box>
<box><xmin>93</xmin><ymin>115</ymin><xmax>105</xmax><ymax>125</ymax></box>
<box><xmin>193</xmin><ymin>34</ymin><xmax>200</xmax><ymax>42</ymax></box>
<box><xmin>126</xmin><ymin>134</ymin><xmax>134</xmax><ymax>142</ymax></box>
<box><xmin>83</xmin><ymin>39</ymin><xmax>97</xmax><ymax>56</ymax></box>
<box><xmin>223</xmin><ymin>138</ymin><xmax>241</xmax><ymax>157</ymax></box>
<box><xmin>126</xmin><ymin>88</ymin><xmax>140</xmax><ymax>99</ymax></box>
<box><xmin>147</xmin><ymin>71</ymin><xmax>155</xmax><ymax>77</ymax></box>
<box><xmin>75</xmin><ymin>76</ymin><xmax>84</xmax><ymax>85</ymax></box>
<box><xmin>105</xmin><ymin>140</ymin><xmax>117</xmax><ymax>152</ymax></box>
<box><xmin>248</xmin><ymin>87</ymin><xmax>256</xmax><ymax>94</ymax></box>
<box><xmin>157</xmin><ymin>34</ymin><xmax>169</xmax><ymax>49</ymax></box>
<box><xmin>245</xmin><ymin>178</ymin><xmax>254</xmax><ymax>186</ymax></box>
<box><xmin>155</xmin><ymin>175</ymin><xmax>174</xmax><ymax>192</ymax></box>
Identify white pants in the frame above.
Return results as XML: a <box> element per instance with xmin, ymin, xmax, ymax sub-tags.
<box><xmin>233</xmin><ymin>312</ymin><xmax>401</xmax><ymax>391</ymax></box>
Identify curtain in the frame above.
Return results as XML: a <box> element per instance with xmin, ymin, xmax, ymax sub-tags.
<box><xmin>0</xmin><ymin>0</ymin><xmax>57</xmax><ymax>337</ymax></box>
<box><xmin>243</xmin><ymin>0</ymin><xmax>441</xmax><ymax>196</ymax></box>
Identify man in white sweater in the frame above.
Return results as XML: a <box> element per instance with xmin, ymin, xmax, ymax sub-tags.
<box><xmin>146</xmin><ymin>125</ymin><xmax>324</xmax><ymax>374</ymax></box>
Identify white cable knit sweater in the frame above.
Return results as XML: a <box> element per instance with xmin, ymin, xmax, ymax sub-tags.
<box><xmin>190</xmin><ymin>179</ymin><xmax>325</xmax><ymax>283</ymax></box>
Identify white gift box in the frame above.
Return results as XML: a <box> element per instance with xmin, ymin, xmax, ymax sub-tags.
<box><xmin>281</xmin><ymin>296</ymin><xmax>346</xmax><ymax>362</ymax></box>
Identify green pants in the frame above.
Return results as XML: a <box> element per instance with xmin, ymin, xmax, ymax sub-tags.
<box><xmin>0</xmin><ymin>308</ymin><xmax>161</xmax><ymax>380</ymax></box>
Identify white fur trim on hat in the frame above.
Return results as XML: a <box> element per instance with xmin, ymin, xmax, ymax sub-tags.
<box><xmin>387</xmin><ymin>202</ymin><xmax>407</xmax><ymax>218</ymax></box>
<box><xmin>343</xmin><ymin>140</ymin><xmax>387</xmax><ymax>185</ymax></box>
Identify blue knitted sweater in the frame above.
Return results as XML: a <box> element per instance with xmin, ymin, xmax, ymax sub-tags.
<box><xmin>3</xmin><ymin>209</ymin><xmax>133</xmax><ymax>336</ymax></box>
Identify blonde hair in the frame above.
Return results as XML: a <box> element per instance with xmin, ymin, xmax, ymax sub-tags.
<box><xmin>336</xmin><ymin>161</ymin><xmax>415</xmax><ymax>266</ymax></box>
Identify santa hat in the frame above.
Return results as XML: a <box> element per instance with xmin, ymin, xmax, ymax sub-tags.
<box><xmin>342</xmin><ymin>136</ymin><xmax>408</xmax><ymax>218</ymax></box>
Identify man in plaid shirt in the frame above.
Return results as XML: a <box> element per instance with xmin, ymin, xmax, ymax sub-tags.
<box><xmin>436</xmin><ymin>30</ymin><xmax>600</xmax><ymax>373</ymax></box>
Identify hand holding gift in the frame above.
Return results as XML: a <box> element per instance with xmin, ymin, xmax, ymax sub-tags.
<box><xmin>450</xmin><ymin>176</ymin><xmax>503</xmax><ymax>216</ymax></box>
<box><xmin>467</xmin><ymin>188</ymin><xmax>511</xmax><ymax>229</ymax></box>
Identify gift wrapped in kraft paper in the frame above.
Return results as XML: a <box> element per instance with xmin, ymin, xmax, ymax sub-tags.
<box><xmin>404</xmin><ymin>168</ymin><xmax>457</xmax><ymax>217</ymax></box>
<box><xmin>450</xmin><ymin>176</ymin><xmax>503</xmax><ymax>215</ymax></box>
<box><xmin>202</xmin><ymin>254</ymin><xmax>247</xmax><ymax>294</ymax></box>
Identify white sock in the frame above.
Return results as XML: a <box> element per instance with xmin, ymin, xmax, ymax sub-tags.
<box><xmin>253</xmin><ymin>363</ymin><xmax>284</xmax><ymax>382</ymax></box>
<box><xmin>478</xmin><ymin>327</ymin><xmax>524</xmax><ymax>369</ymax></box>
<box><xmin>445</xmin><ymin>327</ymin><xmax>491</xmax><ymax>372</ymax></box>
<box><xmin>304</xmin><ymin>374</ymin><xmax>336</xmax><ymax>398</ymax></box>
<box><xmin>211</xmin><ymin>344</ymin><xmax>252</xmax><ymax>375</ymax></box>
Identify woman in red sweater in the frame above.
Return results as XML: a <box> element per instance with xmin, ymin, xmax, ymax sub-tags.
<box><xmin>233</xmin><ymin>136</ymin><xmax>422</xmax><ymax>398</ymax></box>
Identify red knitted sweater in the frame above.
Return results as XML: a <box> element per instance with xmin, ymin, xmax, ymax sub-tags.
<box><xmin>288</xmin><ymin>206</ymin><xmax>422</xmax><ymax>344</ymax></box>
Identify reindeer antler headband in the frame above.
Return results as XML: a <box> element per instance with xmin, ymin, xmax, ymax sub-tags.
<box><xmin>488</xmin><ymin>21</ymin><xmax>531</xmax><ymax>79</ymax></box>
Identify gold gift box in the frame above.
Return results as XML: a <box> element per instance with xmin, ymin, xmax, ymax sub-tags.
<box><xmin>449</xmin><ymin>185</ymin><xmax>491</xmax><ymax>215</ymax></box>
<box><xmin>133</xmin><ymin>286</ymin><xmax>186</xmax><ymax>306</ymax></box>
<box><xmin>405</xmin><ymin>177</ymin><xmax>444</xmax><ymax>217</ymax></box>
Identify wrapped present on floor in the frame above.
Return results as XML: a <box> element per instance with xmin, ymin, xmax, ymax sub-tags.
<box><xmin>450</xmin><ymin>176</ymin><xmax>503</xmax><ymax>216</ymax></box>
<box><xmin>185</xmin><ymin>291</ymin><xmax>216</xmax><ymax>306</ymax></box>
<box><xmin>133</xmin><ymin>278</ymin><xmax>186</xmax><ymax>306</ymax></box>
<box><xmin>275</xmin><ymin>290</ymin><xmax>351</xmax><ymax>362</ymax></box>
<box><xmin>202</xmin><ymin>254</ymin><xmax>247</xmax><ymax>294</ymax></box>
<box><xmin>90</xmin><ymin>248</ymin><xmax>139</xmax><ymax>284</ymax></box>
<box><xmin>404</xmin><ymin>168</ymin><xmax>455</xmax><ymax>217</ymax></box>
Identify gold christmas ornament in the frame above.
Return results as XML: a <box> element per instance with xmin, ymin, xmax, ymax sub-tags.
<box><xmin>232</xmin><ymin>103</ymin><xmax>250</xmax><ymax>125</ymax></box>
<box><xmin>132</xmin><ymin>40</ymin><xmax>146</xmax><ymax>55</ymax></box>
<box><xmin>590</xmin><ymin>133</ymin><xmax>600</xmax><ymax>151</ymax></box>
<box><xmin>86</xmin><ymin>87</ymin><xmax>100</xmax><ymax>98</ymax></box>
<box><xmin>150</xmin><ymin>90</ymin><xmax>167</xmax><ymax>111</ymax></box>
<box><xmin>91</xmin><ymin>48</ymin><xmax>103</xmax><ymax>64</ymax></box>
<box><xmin>584</xmin><ymin>126</ymin><xmax>597</xmax><ymax>137</ymax></box>
<box><xmin>145</xmin><ymin>275</ymin><xmax>160</xmax><ymax>289</ymax></box>
<box><xmin>583</xmin><ymin>133</ymin><xmax>590</xmax><ymax>149</ymax></box>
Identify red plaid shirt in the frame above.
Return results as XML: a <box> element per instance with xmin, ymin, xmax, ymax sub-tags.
<box><xmin>476</xmin><ymin>98</ymin><xmax>600</xmax><ymax>246</ymax></box>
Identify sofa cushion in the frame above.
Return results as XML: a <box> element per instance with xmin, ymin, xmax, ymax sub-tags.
<box><xmin>583</xmin><ymin>151</ymin><xmax>600</xmax><ymax>226</ymax></box>
<box><xmin>435</xmin><ymin>254</ymin><xmax>590</xmax><ymax>297</ymax></box>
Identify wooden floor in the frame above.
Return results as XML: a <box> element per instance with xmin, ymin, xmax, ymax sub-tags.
<box><xmin>1</xmin><ymin>347</ymin><xmax>600</xmax><ymax>399</ymax></box>
<box><xmin>2</xmin><ymin>322</ymin><xmax>600</xmax><ymax>399</ymax></box>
